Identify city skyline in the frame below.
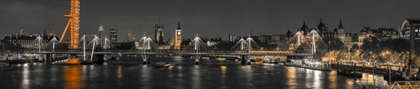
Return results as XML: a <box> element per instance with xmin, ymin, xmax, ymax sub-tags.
<box><xmin>1</xmin><ymin>0</ymin><xmax>420</xmax><ymax>41</ymax></box>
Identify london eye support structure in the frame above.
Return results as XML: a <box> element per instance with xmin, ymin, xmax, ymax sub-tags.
<box><xmin>60</xmin><ymin>0</ymin><xmax>80</xmax><ymax>49</ymax></box>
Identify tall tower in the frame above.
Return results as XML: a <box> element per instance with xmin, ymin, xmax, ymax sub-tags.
<box><xmin>63</xmin><ymin>0</ymin><xmax>80</xmax><ymax>49</ymax></box>
<box><xmin>338</xmin><ymin>19</ymin><xmax>345</xmax><ymax>38</ymax></box>
<box><xmin>110</xmin><ymin>27</ymin><xmax>118</xmax><ymax>43</ymax></box>
<box><xmin>174</xmin><ymin>22</ymin><xmax>182</xmax><ymax>49</ymax></box>
<box><xmin>155</xmin><ymin>23</ymin><xmax>164</xmax><ymax>44</ymax></box>
<box><xmin>43</xmin><ymin>28</ymin><xmax>47</xmax><ymax>37</ymax></box>
<box><xmin>317</xmin><ymin>18</ymin><xmax>327</xmax><ymax>37</ymax></box>
<box><xmin>299</xmin><ymin>21</ymin><xmax>309</xmax><ymax>36</ymax></box>
<box><xmin>98</xmin><ymin>24</ymin><xmax>104</xmax><ymax>46</ymax></box>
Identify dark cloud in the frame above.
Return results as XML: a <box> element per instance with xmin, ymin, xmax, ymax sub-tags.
<box><xmin>1</xmin><ymin>0</ymin><xmax>420</xmax><ymax>41</ymax></box>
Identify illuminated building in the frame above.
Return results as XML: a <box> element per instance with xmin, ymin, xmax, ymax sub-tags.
<box><xmin>110</xmin><ymin>27</ymin><xmax>118</xmax><ymax>43</ymax></box>
<box><xmin>358</xmin><ymin>27</ymin><xmax>398</xmax><ymax>46</ymax></box>
<box><xmin>155</xmin><ymin>23</ymin><xmax>164</xmax><ymax>44</ymax></box>
<box><xmin>316</xmin><ymin>18</ymin><xmax>328</xmax><ymax>37</ymax></box>
<box><xmin>174</xmin><ymin>22</ymin><xmax>182</xmax><ymax>49</ymax></box>
<box><xmin>336</xmin><ymin>19</ymin><xmax>353</xmax><ymax>49</ymax></box>
<box><xmin>98</xmin><ymin>24</ymin><xmax>104</xmax><ymax>46</ymax></box>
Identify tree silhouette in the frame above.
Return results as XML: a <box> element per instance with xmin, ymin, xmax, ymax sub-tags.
<box><xmin>361</xmin><ymin>37</ymin><xmax>381</xmax><ymax>53</ymax></box>
<box><xmin>350</xmin><ymin>44</ymin><xmax>359</xmax><ymax>52</ymax></box>
<box><xmin>381</xmin><ymin>38</ymin><xmax>409</xmax><ymax>53</ymax></box>
<box><xmin>322</xmin><ymin>37</ymin><xmax>345</xmax><ymax>51</ymax></box>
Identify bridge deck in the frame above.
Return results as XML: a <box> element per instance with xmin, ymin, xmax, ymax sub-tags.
<box><xmin>23</xmin><ymin>49</ymin><xmax>312</xmax><ymax>56</ymax></box>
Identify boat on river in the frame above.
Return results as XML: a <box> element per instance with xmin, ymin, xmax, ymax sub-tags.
<box><xmin>154</xmin><ymin>62</ymin><xmax>172</xmax><ymax>68</ymax></box>
<box><xmin>337</xmin><ymin>69</ymin><xmax>362</xmax><ymax>78</ymax></box>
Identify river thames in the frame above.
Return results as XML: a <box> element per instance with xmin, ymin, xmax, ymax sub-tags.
<box><xmin>0</xmin><ymin>57</ymin><xmax>388</xmax><ymax>89</ymax></box>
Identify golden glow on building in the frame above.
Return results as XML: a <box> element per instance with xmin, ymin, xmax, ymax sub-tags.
<box><xmin>174</xmin><ymin>22</ymin><xmax>182</xmax><ymax>49</ymax></box>
<box><xmin>64</xmin><ymin>66</ymin><xmax>81</xmax><ymax>89</ymax></box>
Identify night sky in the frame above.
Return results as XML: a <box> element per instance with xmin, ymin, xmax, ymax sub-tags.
<box><xmin>1</xmin><ymin>0</ymin><xmax>420</xmax><ymax>41</ymax></box>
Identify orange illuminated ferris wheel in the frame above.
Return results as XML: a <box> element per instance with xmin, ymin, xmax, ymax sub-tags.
<box><xmin>60</xmin><ymin>0</ymin><xmax>80</xmax><ymax>49</ymax></box>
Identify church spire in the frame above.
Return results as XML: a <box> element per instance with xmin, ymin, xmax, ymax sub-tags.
<box><xmin>177</xmin><ymin>21</ymin><xmax>181</xmax><ymax>29</ymax></box>
<box><xmin>338</xmin><ymin>19</ymin><xmax>344</xmax><ymax>29</ymax></box>
<box><xmin>301</xmin><ymin>20</ymin><xmax>307</xmax><ymax>29</ymax></box>
<box><xmin>320</xmin><ymin>17</ymin><xmax>323</xmax><ymax>23</ymax></box>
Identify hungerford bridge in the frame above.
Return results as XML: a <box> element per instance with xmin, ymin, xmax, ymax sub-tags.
<box><xmin>25</xmin><ymin>34</ymin><xmax>313</xmax><ymax>65</ymax></box>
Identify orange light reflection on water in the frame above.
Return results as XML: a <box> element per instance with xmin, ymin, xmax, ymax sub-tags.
<box><xmin>329</xmin><ymin>71</ymin><xmax>337</xmax><ymax>89</ymax></box>
<box><xmin>67</xmin><ymin>57</ymin><xmax>80</xmax><ymax>65</ymax></box>
<box><xmin>168</xmin><ymin>65</ymin><xmax>174</xmax><ymax>78</ymax></box>
<box><xmin>220</xmin><ymin>66</ymin><xmax>227</xmax><ymax>78</ymax></box>
<box><xmin>286</xmin><ymin>67</ymin><xmax>296</xmax><ymax>89</ymax></box>
<box><xmin>346</xmin><ymin>79</ymin><xmax>355</xmax><ymax>89</ymax></box>
<box><xmin>64</xmin><ymin>66</ymin><xmax>82</xmax><ymax>89</ymax></box>
<box><xmin>117</xmin><ymin>65</ymin><xmax>122</xmax><ymax>79</ymax></box>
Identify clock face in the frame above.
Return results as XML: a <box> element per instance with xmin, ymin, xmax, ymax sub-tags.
<box><xmin>177</xmin><ymin>32</ymin><xmax>181</xmax><ymax>35</ymax></box>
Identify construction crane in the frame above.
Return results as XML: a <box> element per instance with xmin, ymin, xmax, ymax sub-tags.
<box><xmin>20</xmin><ymin>29</ymin><xmax>24</xmax><ymax>35</ymax></box>
<box><xmin>60</xmin><ymin>0</ymin><xmax>80</xmax><ymax>49</ymax></box>
<box><xmin>127</xmin><ymin>31</ymin><xmax>136</xmax><ymax>42</ymax></box>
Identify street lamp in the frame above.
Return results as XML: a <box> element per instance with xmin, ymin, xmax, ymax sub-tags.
<box><xmin>362</xmin><ymin>60</ymin><xmax>365</xmax><ymax>71</ymax></box>
<box><xmin>373</xmin><ymin>60</ymin><xmax>377</xmax><ymax>88</ymax></box>
<box><xmin>328</xmin><ymin>41</ymin><xmax>331</xmax><ymax>52</ymax></box>
<box><xmin>388</xmin><ymin>62</ymin><xmax>391</xmax><ymax>86</ymax></box>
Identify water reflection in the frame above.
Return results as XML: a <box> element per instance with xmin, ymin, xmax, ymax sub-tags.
<box><xmin>168</xmin><ymin>65</ymin><xmax>174</xmax><ymax>78</ymax></box>
<box><xmin>346</xmin><ymin>79</ymin><xmax>355</xmax><ymax>89</ymax></box>
<box><xmin>117</xmin><ymin>65</ymin><xmax>122</xmax><ymax>79</ymax></box>
<box><xmin>305</xmin><ymin>69</ymin><xmax>312</xmax><ymax>88</ymax></box>
<box><xmin>313</xmin><ymin>71</ymin><xmax>322</xmax><ymax>88</ymax></box>
<box><xmin>357</xmin><ymin>73</ymin><xmax>389</xmax><ymax>87</ymax></box>
<box><xmin>240</xmin><ymin>65</ymin><xmax>252</xmax><ymax>85</ymax></box>
<box><xmin>191</xmin><ymin>66</ymin><xmax>201</xmax><ymax>89</ymax></box>
<box><xmin>220</xmin><ymin>66</ymin><xmax>227</xmax><ymax>78</ymax></box>
<box><xmin>2</xmin><ymin>57</ymin><xmax>395</xmax><ymax>89</ymax></box>
<box><xmin>141</xmin><ymin>65</ymin><xmax>150</xmax><ymax>89</ymax></box>
<box><xmin>176</xmin><ymin>66</ymin><xmax>183</xmax><ymax>89</ymax></box>
<box><xmin>329</xmin><ymin>71</ymin><xmax>337</xmax><ymax>89</ymax></box>
<box><xmin>286</xmin><ymin>67</ymin><xmax>296</xmax><ymax>89</ymax></box>
<box><xmin>220</xmin><ymin>65</ymin><xmax>227</xmax><ymax>89</ymax></box>
<box><xmin>49</xmin><ymin>65</ymin><xmax>58</xmax><ymax>86</ymax></box>
<box><xmin>21</xmin><ymin>64</ymin><xmax>29</xmax><ymax>89</ymax></box>
<box><xmin>82</xmin><ymin>65</ymin><xmax>88</xmax><ymax>81</ymax></box>
<box><xmin>64</xmin><ymin>66</ymin><xmax>82</xmax><ymax>89</ymax></box>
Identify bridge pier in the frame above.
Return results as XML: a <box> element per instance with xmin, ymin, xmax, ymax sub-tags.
<box><xmin>142</xmin><ymin>55</ymin><xmax>151</xmax><ymax>64</ymax></box>
<box><xmin>240</xmin><ymin>55</ymin><xmax>251</xmax><ymax>65</ymax></box>
<box><xmin>94</xmin><ymin>54</ymin><xmax>104</xmax><ymax>64</ymax></box>
<box><xmin>45</xmin><ymin>54</ymin><xmax>50</xmax><ymax>63</ymax></box>
<box><xmin>142</xmin><ymin>58</ymin><xmax>151</xmax><ymax>64</ymax></box>
<box><xmin>195</xmin><ymin>61</ymin><xmax>199</xmax><ymax>65</ymax></box>
<box><xmin>44</xmin><ymin>54</ymin><xmax>54</xmax><ymax>63</ymax></box>
<box><xmin>241</xmin><ymin>55</ymin><xmax>246</xmax><ymax>65</ymax></box>
<box><xmin>194</xmin><ymin>55</ymin><xmax>200</xmax><ymax>65</ymax></box>
<box><xmin>52</xmin><ymin>54</ymin><xmax>56</xmax><ymax>62</ymax></box>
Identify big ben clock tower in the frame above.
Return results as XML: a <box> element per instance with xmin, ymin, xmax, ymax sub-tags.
<box><xmin>175</xmin><ymin>22</ymin><xmax>182</xmax><ymax>49</ymax></box>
